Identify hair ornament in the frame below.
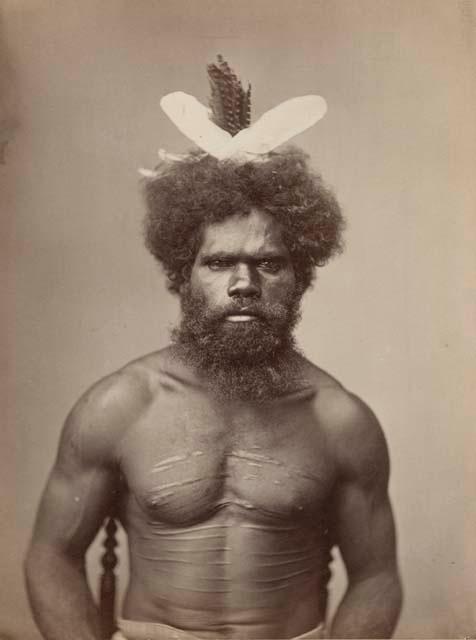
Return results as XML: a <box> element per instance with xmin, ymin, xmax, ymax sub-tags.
<box><xmin>139</xmin><ymin>55</ymin><xmax>327</xmax><ymax>175</ymax></box>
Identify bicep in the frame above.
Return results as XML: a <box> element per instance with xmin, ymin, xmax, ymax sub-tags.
<box><xmin>32</xmin><ymin>463</ymin><xmax>116</xmax><ymax>557</ymax></box>
<box><xmin>30</xmin><ymin>405</ymin><xmax>119</xmax><ymax>558</ymax></box>
<box><xmin>330</xmin><ymin>395</ymin><xmax>398</xmax><ymax>581</ymax></box>
<box><xmin>334</xmin><ymin>479</ymin><xmax>398</xmax><ymax>582</ymax></box>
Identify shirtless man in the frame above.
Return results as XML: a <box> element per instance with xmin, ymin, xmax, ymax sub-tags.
<box><xmin>25</xmin><ymin>62</ymin><xmax>402</xmax><ymax>640</ymax></box>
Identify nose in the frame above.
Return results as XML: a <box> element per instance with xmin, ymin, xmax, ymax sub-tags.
<box><xmin>227</xmin><ymin>263</ymin><xmax>261</xmax><ymax>299</ymax></box>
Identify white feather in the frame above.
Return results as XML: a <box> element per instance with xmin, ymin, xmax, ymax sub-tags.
<box><xmin>138</xmin><ymin>168</ymin><xmax>159</xmax><ymax>178</ymax></box>
<box><xmin>160</xmin><ymin>92</ymin><xmax>232</xmax><ymax>158</ymax></box>
<box><xmin>228</xmin><ymin>95</ymin><xmax>327</xmax><ymax>156</ymax></box>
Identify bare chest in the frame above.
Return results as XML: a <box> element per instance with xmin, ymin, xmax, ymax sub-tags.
<box><xmin>119</xmin><ymin>396</ymin><xmax>335</xmax><ymax>526</ymax></box>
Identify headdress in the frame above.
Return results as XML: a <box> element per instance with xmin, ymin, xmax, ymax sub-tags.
<box><xmin>140</xmin><ymin>55</ymin><xmax>327</xmax><ymax>176</ymax></box>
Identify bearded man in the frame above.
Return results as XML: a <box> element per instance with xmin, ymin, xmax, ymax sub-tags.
<box><xmin>25</xmin><ymin>59</ymin><xmax>402</xmax><ymax>640</ymax></box>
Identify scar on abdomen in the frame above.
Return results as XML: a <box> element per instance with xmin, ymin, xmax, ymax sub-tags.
<box><xmin>146</xmin><ymin>565</ymin><xmax>235</xmax><ymax>582</ymax></box>
<box><xmin>253</xmin><ymin>567</ymin><xmax>314</xmax><ymax>583</ymax></box>
<box><xmin>159</xmin><ymin>546</ymin><xmax>233</xmax><ymax>553</ymax></box>
<box><xmin>135</xmin><ymin>554</ymin><xmax>232</xmax><ymax>567</ymax></box>
<box><xmin>249</xmin><ymin>547</ymin><xmax>315</xmax><ymax>556</ymax></box>
<box><xmin>147</xmin><ymin>534</ymin><xmax>233</xmax><ymax>542</ymax></box>
<box><xmin>255</xmin><ymin>553</ymin><xmax>320</xmax><ymax>567</ymax></box>
<box><xmin>239</xmin><ymin>523</ymin><xmax>298</xmax><ymax>532</ymax></box>
<box><xmin>150</xmin><ymin>523</ymin><xmax>232</xmax><ymax>535</ymax></box>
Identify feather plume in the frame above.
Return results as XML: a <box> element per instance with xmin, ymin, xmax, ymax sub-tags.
<box><xmin>157</xmin><ymin>61</ymin><xmax>327</xmax><ymax>163</ymax></box>
<box><xmin>207</xmin><ymin>55</ymin><xmax>251</xmax><ymax>136</ymax></box>
<box><xmin>160</xmin><ymin>91</ymin><xmax>232</xmax><ymax>158</ymax></box>
<box><xmin>229</xmin><ymin>95</ymin><xmax>327</xmax><ymax>155</ymax></box>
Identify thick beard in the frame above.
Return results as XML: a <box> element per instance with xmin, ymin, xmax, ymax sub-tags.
<box><xmin>172</xmin><ymin>286</ymin><xmax>304</xmax><ymax>402</ymax></box>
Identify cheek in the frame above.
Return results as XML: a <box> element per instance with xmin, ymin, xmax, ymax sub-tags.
<box><xmin>264</xmin><ymin>272</ymin><xmax>296</xmax><ymax>301</ymax></box>
<box><xmin>190</xmin><ymin>271</ymin><xmax>228</xmax><ymax>304</ymax></box>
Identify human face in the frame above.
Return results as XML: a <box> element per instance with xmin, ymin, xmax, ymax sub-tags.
<box><xmin>189</xmin><ymin>208</ymin><xmax>296</xmax><ymax>321</ymax></box>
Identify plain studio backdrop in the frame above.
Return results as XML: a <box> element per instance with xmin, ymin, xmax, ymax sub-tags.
<box><xmin>1</xmin><ymin>1</ymin><xmax>475</xmax><ymax>638</ymax></box>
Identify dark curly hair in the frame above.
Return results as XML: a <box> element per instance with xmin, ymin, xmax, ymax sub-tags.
<box><xmin>143</xmin><ymin>146</ymin><xmax>345</xmax><ymax>294</ymax></box>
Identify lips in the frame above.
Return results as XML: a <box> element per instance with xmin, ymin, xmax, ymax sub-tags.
<box><xmin>226</xmin><ymin>314</ymin><xmax>259</xmax><ymax>322</ymax></box>
<box><xmin>223</xmin><ymin>309</ymin><xmax>263</xmax><ymax>322</ymax></box>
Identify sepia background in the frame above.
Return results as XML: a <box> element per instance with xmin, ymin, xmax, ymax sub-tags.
<box><xmin>2</xmin><ymin>1</ymin><xmax>475</xmax><ymax>638</ymax></box>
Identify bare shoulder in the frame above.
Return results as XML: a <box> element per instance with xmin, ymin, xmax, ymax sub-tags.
<box><xmin>303</xmin><ymin>360</ymin><xmax>390</xmax><ymax>487</ymax></box>
<box><xmin>58</xmin><ymin>348</ymin><xmax>173</xmax><ymax>467</ymax></box>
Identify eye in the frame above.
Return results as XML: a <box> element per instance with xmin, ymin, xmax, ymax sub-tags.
<box><xmin>207</xmin><ymin>259</ymin><xmax>233</xmax><ymax>270</ymax></box>
<box><xmin>258</xmin><ymin>259</ymin><xmax>283</xmax><ymax>274</ymax></box>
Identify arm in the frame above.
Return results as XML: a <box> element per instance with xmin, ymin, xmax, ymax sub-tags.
<box><xmin>328</xmin><ymin>394</ymin><xmax>402</xmax><ymax>639</ymax></box>
<box><xmin>24</xmin><ymin>371</ymin><xmax>142</xmax><ymax>640</ymax></box>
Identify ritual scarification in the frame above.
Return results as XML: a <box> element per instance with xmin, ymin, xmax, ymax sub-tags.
<box><xmin>124</xmin><ymin>442</ymin><xmax>332</xmax><ymax>611</ymax></box>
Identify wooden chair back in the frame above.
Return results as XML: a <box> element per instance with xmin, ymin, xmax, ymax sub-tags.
<box><xmin>99</xmin><ymin>517</ymin><xmax>119</xmax><ymax>639</ymax></box>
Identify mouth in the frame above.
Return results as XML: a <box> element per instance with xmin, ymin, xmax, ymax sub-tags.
<box><xmin>224</xmin><ymin>309</ymin><xmax>262</xmax><ymax>322</ymax></box>
<box><xmin>226</xmin><ymin>314</ymin><xmax>259</xmax><ymax>322</ymax></box>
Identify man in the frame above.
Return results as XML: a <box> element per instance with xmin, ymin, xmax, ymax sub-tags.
<box><xmin>25</xmin><ymin>59</ymin><xmax>402</xmax><ymax>639</ymax></box>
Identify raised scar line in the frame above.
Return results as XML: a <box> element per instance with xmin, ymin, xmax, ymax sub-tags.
<box><xmin>151</xmin><ymin>474</ymin><xmax>228</xmax><ymax>492</ymax></box>
<box><xmin>151</xmin><ymin>454</ymin><xmax>189</xmax><ymax>469</ymax></box>
<box><xmin>157</xmin><ymin>547</ymin><xmax>232</xmax><ymax>553</ymax></box>
<box><xmin>135</xmin><ymin>555</ymin><xmax>231</xmax><ymax>566</ymax></box>
<box><xmin>256</xmin><ymin>554</ymin><xmax>321</xmax><ymax>567</ymax></box>
<box><xmin>229</xmin><ymin>450</ymin><xmax>283</xmax><ymax>465</ymax></box>
<box><xmin>252</xmin><ymin>567</ymin><xmax>314</xmax><ymax>582</ymax></box>
<box><xmin>239</xmin><ymin>523</ymin><xmax>299</xmax><ymax>532</ymax></box>
<box><xmin>145</xmin><ymin>534</ymin><xmax>230</xmax><ymax>541</ymax></box>
<box><xmin>149</xmin><ymin>567</ymin><xmax>235</xmax><ymax>581</ymax></box>
<box><xmin>161</xmin><ymin>585</ymin><xmax>232</xmax><ymax>594</ymax></box>
<box><xmin>149</xmin><ymin>523</ymin><xmax>232</xmax><ymax>534</ymax></box>
<box><xmin>247</xmin><ymin>548</ymin><xmax>315</xmax><ymax>557</ymax></box>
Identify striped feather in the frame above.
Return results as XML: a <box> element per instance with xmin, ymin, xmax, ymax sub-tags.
<box><xmin>207</xmin><ymin>55</ymin><xmax>251</xmax><ymax>136</ymax></box>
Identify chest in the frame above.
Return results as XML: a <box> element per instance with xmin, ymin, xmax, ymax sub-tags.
<box><xmin>119</xmin><ymin>396</ymin><xmax>335</xmax><ymax>525</ymax></box>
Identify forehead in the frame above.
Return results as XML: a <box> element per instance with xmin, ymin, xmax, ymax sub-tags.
<box><xmin>197</xmin><ymin>209</ymin><xmax>288</xmax><ymax>257</ymax></box>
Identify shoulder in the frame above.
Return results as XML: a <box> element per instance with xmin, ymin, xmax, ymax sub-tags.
<box><xmin>58</xmin><ymin>348</ymin><xmax>174</xmax><ymax>465</ymax></box>
<box><xmin>304</xmin><ymin>361</ymin><xmax>390</xmax><ymax>487</ymax></box>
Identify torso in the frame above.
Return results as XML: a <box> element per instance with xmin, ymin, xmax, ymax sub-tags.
<box><xmin>114</xmin><ymin>349</ymin><xmax>341</xmax><ymax>639</ymax></box>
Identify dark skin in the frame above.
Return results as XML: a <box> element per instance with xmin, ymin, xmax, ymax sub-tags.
<box><xmin>25</xmin><ymin>210</ymin><xmax>402</xmax><ymax>639</ymax></box>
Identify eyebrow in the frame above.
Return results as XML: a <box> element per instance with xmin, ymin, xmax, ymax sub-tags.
<box><xmin>200</xmin><ymin>251</ymin><xmax>289</xmax><ymax>262</ymax></box>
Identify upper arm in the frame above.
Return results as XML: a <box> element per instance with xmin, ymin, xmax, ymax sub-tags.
<box><xmin>29</xmin><ymin>368</ymin><xmax>149</xmax><ymax>559</ymax></box>
<box><xmin>327</xmin><ymin>393</ymin><xmax>399</xmax><ymax>582</ymax></box>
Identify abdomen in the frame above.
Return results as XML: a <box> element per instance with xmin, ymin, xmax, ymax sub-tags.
<box><xmin>123</xmin><ymin>502</ymin><xmax>331</xmax><ymax>637</ymax></box>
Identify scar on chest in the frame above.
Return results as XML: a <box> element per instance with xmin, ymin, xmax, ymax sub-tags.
<box><xmin>150</xmin><ymin>474</ymin><xmax>229</xmax><ymax>494</ymax></box>
<box><xmin>147</xmin><ymin>448</ymin><xmax>324</xmax><ymax>488</ymax></box>
<box><xmin>150</xmin><ymin>451</ymin><xmax>205</xmax><ymax>473</ymax></box>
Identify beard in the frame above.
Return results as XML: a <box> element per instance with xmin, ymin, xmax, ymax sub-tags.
<box><xmin>172</xmin><ymin>285</ymin><xmax>304</xmax><ymax>401</ymax></box>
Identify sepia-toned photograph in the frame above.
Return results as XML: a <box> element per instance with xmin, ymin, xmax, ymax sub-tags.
<box><xmin>2</xmin><ymin>2</ymin><xmax>475</xmax><ymax>639</ymax></box>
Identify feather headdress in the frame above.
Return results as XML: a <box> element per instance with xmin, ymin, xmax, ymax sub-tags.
<box><xmin>207</xmin><ymin>54</ymin><xmax>251</xmax><ymax>135</ymax></box>
<box><xmin>140</xmin><ymin>55</ymin><xmax>327</xmax><ymax>175</ymax></box>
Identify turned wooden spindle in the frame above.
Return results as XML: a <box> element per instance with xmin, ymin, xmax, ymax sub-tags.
<box><xmin>99</xmin><ymin>517</ymin><xmax>118</xmax><ymax>639</ymax></box>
